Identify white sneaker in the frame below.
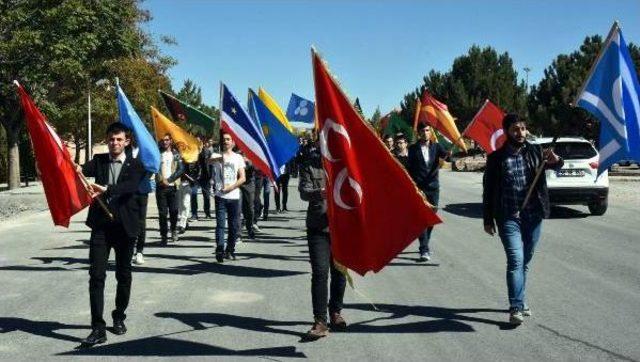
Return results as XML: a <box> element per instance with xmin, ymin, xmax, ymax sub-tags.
<box><xmin>134</xmin><ymin>252</ymin><xmax>144</xmax><ymax>265</ymax></box>
<box><xmin>419</xmin><ymin>252</ymin><xmax>431</xmax><ymax>262</ymax></box>
<box><xmin>522</xmin><ymin>306</ymin><xmax>532</xmax><ymax>317</ymax></box>
<box><xmin>252</xmin><ymin>224</ymin><xmax>260</xmax><ymax>232</ymax></box>
<box><xmin>509</xmin><ymin>310</ymin><xmax>524</xmax><ymax>325</ymax></box>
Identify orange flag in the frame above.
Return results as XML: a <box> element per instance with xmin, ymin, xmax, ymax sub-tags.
<box><xmin>419</xmin><ymin>91</ymin><xmax>467</xmax><ymax>151</ymax></box>
<box><xmin>312</xmin><ymin>49</ymin><xmax>442</xmax><ymax>275</ymax></box>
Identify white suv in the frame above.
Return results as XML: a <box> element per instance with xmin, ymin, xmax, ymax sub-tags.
<box><xmin>532</xmin><ymin>137</ymin><xmax>609</xmax><ymax>215</ymax></box>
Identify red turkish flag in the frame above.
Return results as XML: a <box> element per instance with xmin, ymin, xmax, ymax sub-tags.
<box><xmin>16</xmin><ymin>81</ymin><xmax>93</xmax><ymax>227</ymax></box>
<box><xmin>312</xmin><ymin>50</ymin><xmax>442</xmax><ymax>275</ymax></box>
<box><xmin>463</xmin><ymin>99</ymin><xmax>506</xmax><ymax>154</ymax></box>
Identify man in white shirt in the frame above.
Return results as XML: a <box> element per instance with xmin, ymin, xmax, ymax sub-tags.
<box><xmin>213</xmin><ymin>131</ymin><xmax>246</xmax><ymax>262</ymax></box>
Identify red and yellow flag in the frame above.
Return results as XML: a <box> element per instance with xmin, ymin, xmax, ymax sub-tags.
<box><xmin>419</xmin><ymin>92</ymin><xmax>467</xmax><ymax>151</ymax></box>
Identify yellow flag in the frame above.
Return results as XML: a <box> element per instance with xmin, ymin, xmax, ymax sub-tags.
<box><xmin>258</xmin><ymin>87</ymin><xmax>294</xmax><ymax>132</ymax></box>
<box><xmin>151</xmin><ymin>107</ymin><xmax>200</xmax><ymax>163</ymax></box>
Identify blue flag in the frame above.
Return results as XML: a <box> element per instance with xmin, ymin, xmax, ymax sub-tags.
<box><xmin>286</xmin><ymin>93</ymin><xmax>315</xmax><ymax>123</ymax></box>
<box><xmin>250</xmin><ymin>89</ymin><xmax>299</xmax><ymax>169</ymax></box>
<box><xmin>576</xmin><ymin>23</ymin><xmax>640</xmax><ymax>174</ymax></box>
<box><xmin>116</xmin><ymin>84</ymin><xmax>161</xmax><ymax>173</ymax></box>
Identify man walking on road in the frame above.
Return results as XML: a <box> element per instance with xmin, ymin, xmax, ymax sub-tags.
<box><xmin>78</xmin><ymin>122</ymin><xmax>145</xmax><ymax>345</ymax></box>
<box><xmin>299</xmin><ymin>137</ymin><xmax>347</xmax><ymax>340</ymax></box>
<box><xmin>483</xmin><ymin>113</ymin><xmax>562</xmax><ymax>325</ymax></box>
<box><xmin>407</xmin><ymin>123</ymin><xmax>450</xmax><ymax>262</ymax></box>
<box><xmin>213</xmin><ymin>131</ymin><xmax>246</xmax><ymax>262</ymax></box>
<box><xmin>155</xmin><ymin>134</ymin><xmax>184</xmax><ymax>245</ymax></box>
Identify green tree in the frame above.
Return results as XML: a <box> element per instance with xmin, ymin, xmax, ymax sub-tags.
<box><xmin>528</xmin><ymin>35</ymin><xmax>640</xmax><ymax>141</ymax></box>
<box><xmin>400</xmin><ymin>46</ymin><xmax>526</xmax><ymax>134</ymax></box>
<box><xmin>369</xmin><ymin>107</ymin><xmax>382</xmax><ymax>126</ymax></box>
<box><xmin>0</xmin><ymin>0</ymin><xmax>174</xmax><ymax>187</ymax></box>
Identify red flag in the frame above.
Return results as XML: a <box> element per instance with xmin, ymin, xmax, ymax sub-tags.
<box><xmin>15</xmin><ymin>81</ymin><xmax>93</xmax><ymax>227</ymax></box>
<box><xmin>312</xmin><ymin>50</ymin><xmax>442</xmax><ymax>275</ymax></box>
<box><xmin>462</xmin><ymin>99</ymin><xmax>506</xmax><ymax>154</ymax></box>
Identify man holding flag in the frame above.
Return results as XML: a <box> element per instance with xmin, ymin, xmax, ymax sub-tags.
<box><xmin>79</xmin><ymin>122</ymin><xmax>145</xmax><ymax>345</ymax></box>
<box><xmin>483</xmin><ymin>113</ymin><xmax>562</xmax><ymax>325</ymax></box>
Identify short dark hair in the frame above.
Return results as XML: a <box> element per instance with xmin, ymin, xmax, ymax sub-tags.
<box><xmin>502</xmin><ymin>113</ymin><xmax>526</xmax><ymax>130</ymax></box>
<box><xmin>394</xmin><ymin>134</ymin><xmax>407</xmax><ymax>143</ymax></box>
<box><xmin>106</xmin><ymin>122</ymin><xmax>130</xmax><ymax>136</ymax></box>
<box><xmin>417</xmin><ymin>122</ymin><xmax>429</xmax><ymax>131</ymax></box>
<box><xmin>384</xmin><ymin>134</ymin><xmax>394</xmax><ymax>140</ymax></box>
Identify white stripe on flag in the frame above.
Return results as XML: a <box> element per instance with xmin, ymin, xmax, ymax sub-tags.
<box><xmin>599</xmin><ymin>138</ymin><xmax>622</xmax><ymax>162</ymax></box>
<box><xmin>579</xmin><ymin>91</ymin><xmax>627</xmax><ymax>138</ymax></box>
<box><xmin>221</xmin><ymin>111</ymin><xmax>269</xmax><ymax>163</ymax></box>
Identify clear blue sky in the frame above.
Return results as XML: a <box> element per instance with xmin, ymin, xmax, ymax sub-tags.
<box><xmin>145</xmin><ymin>0</ymin><xmax>640</xmax><ymax>118</ymax></box>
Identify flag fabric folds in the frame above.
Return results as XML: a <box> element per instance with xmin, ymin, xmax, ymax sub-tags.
<box><xmin>15</xmin><ymin>81</ymin><xmax>93</xmax><ymax>227</ymax></box>
<box><xmin>312</xmin><ymin>50</ymin><xmax>443</xmax><ymax>275</ymax></box>
<box><xmin>151</xmin><ymin>107</ymin><xmax>200</xmax><ymax>163</ymax></box>
<box><xmin>419</xmin><ymin>91</ymin><xmax>467</xmax><ymax>152</ymax></box>
<box><xmin>117</xmin><ymin>84</ymin><xmax>161</xmax><ymax>173</ymax></box>
<box><xmin>286</xmin><ymin>93</ymin><xmax>315</xmax><ymax>124</ymax></box>
<box><xmin>258</xmin><ymin>87</ymin><xmax>294</xmax><ymax>132</ymax></box>
<box><xmin>462</xmin><ymin>99</ymin><xmax>506</xmax><ymax>155</ymax></box>
<box><xmin>159</xmin><ymin>91</ymin><xmax>217</xmax><ymax>134</ymax></box>
<box><xmin>221</xmin><ymin>83</ymin><xmax>279</xmax><ymax>180</ymax></box>
<box><xmin>249</xmin><ymin>89</ymin><xmax>299</xmax><ymax>171</ymax></box>
<box><xmin>575</xmin><ymin>22</ymin><xmax>640</xmax><ymax>174</ymax></box>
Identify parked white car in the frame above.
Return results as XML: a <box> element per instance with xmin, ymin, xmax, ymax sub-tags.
<box><xmin>532</xmin><ymin>137</ymin><xmax>609</xmax><ymax>215</ymax></box>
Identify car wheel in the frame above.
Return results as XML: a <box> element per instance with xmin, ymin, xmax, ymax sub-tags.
<box><xmin>588</xmin><ymin>199</ymin><xmax>608</xmax><ymax>216</ymax></box>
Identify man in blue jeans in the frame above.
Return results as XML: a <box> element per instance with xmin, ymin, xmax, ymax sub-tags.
<box><xmin>213</xmin><ymin>132</ymin><xmax>245</xmax><ymax>263</ymax></box>
<box><xmin>482</xmin><ymin>113</ymin><xmax>562</xmax><ymax>325</ymax></box>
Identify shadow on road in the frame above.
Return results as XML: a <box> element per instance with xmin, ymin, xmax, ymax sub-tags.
<box><xmin>0</xmin><ymin>317</ymin><xmax>88</xmax><ymax>343</ymax></box>
<box><xmin>0</xmin><ymin>255</ymin><xmax>307</xmax><ymax>278</ymax></box>
<box><xmin>344</xmin><ymin>303</ymin><xmax>514</xmax><ymax>332</ymax></box>
<box><xmin>442</xmin><ymin>203</ymin><xmax>483</xmax><ymax>219</ymax></box>
<box><xmin>59</xmin><ymin>335</ymin><xmax>305</xmax><ymax>358</ymax></box>
<box><xmin>548</xmin><ymin>206</ymin><xmax>590</xmax><ymax>219</ymax></box>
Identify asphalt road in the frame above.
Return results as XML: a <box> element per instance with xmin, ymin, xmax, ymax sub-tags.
<box><xmin>0</xmin><ymin>170</ymin><xmax>638</xmax><ymax>360</ymax></box>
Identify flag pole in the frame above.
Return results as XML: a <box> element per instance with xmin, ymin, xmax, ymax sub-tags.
<box><xmin>520</xmin><ymin>135</ymin><xmax>558</xmax><ymax>212</ymax></box>
<box><xmin>75</xmin><ymin>170</ymin><xmax>114</xmax><ymax>220</ymax></box>
<box><xmin>412</xmin><ymin>98</ymin><xmax>421</xmax><ymax>134</ymax></box>
<box><xmin>572</xmin><ymin>21</ymin><xmax>619</xmax><ymax>106</ymax></box>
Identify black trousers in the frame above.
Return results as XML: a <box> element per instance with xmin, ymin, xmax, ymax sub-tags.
<box><xmin>275</xmin><ymin>174</ymin><xmax>290</xmax><ymax>211</ymax></box>
<box><xmin>156</xmin><ymin>185</ymin><xmax>178</xmax><ymax>237</ymax></box>
<box><xmin>307</xmin><ymin>228</ymin><xmax>346</xmax><ymax>322</ymax></box>
<box><xmin>89</xmin><ymin>223</ymin><xmax>135</xmax><ymax>330</ymax></box>
<box><xmin>240</xmin><ymin>182</ymin><xmax>255</xmax><ymax>233</ymax></box>
<box><xmin>135</xmin><ymin>194</ymin><xmax>148</xmax><ymax>253</ymax></box>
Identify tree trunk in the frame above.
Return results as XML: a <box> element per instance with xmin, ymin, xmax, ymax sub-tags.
<box><xmin>7</xmin><ymin>128</ymin><xmax>21</xmax><ymax>189</ymax></box>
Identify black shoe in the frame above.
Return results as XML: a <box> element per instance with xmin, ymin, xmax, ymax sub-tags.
<box><xmin>82</xmin><ymin>329</ymin><xmax>107</xmax><ymax>345</ymax></box>
<box><xmin>248</xmin><ymin>230</ymin><xmax>256</xmax><ymax>239</ymax></box>
<box><xmin>215</xmin><ymin>252</ymin><xmax>224</xmax><ymax>263</ymax></box>
<box><xmin>224</xmin><ymin>251</ymin><xmax>236</xmax><ymax>260</ymax></box>
<box><xmin>112</xmin><ymin>319</ymin><xmax>127</xmax><ymax>335</ymax></box>
<box><xmin>178</xmin><ymin>227</ymin><xmax>186</xmax><ymax>235</ymax></box>
<box><xmin>160</xmin><ymin>236</ymin><xmax>168</xmax><ymax>246</ymax></box>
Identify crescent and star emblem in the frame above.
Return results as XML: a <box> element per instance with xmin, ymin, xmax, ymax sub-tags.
<box><xmin>320</xmin><ymin>118</ymin><xmax>363</xmax><ymax>210</ymax></box>
<box><xmin>490</xmin><ymin>129</ymin><xmax>504</xmax><ymax>151</ymax></box>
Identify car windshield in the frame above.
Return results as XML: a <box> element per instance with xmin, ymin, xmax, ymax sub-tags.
<box><xmin>542</xmin><ymin>142</ymin><xmax>597</xmax><ymax>159</ymax></box>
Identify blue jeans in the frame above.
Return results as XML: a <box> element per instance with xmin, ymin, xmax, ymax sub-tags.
<box><xmin>214</xmin><ymin>196</ymin><xmax>240</xmax><ymax>253</ymax></box>
<box><xmin>418</xmin><ymin>189</ymin><xmax>439</xmax><ymax>254</ymax></box>
<box><xmin>497</xmin><ymin>213</ymin><xmax>542</xmax><ymax>311</ymax></box>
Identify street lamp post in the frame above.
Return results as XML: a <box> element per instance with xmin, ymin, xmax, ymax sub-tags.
<box><xmin>523</xmin><ymin>67</ymin><xmax>531</xmax><ymax>91</ymax></box>
<box><xmin>87</xmin><ymin>79</ymin><xmax>110</xmax><ymax>163</ymax></box>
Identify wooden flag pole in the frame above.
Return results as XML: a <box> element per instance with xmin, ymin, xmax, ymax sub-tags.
<box><xmin>76</xmin><ymin>170</ymin><xmax>114</xmax><ymax>220</ymax></box>
<box><xmin>520</xmin><ymin>136</ymin><xmax>558</xmax><ymax>211</ymax></box>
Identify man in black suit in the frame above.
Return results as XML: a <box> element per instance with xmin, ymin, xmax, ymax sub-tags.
<box><xmin>407</xmin><ymin>123</ymin><xmax>450</xmax><ymax>262</ymax></box>
<box><xmin>78</xmin><ymin>122</ymin><xmax>145</xmax><ymax>345</ymax></box>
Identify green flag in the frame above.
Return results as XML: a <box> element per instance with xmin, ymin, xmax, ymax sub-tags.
<box><xmin>384</xmin><ymin>113</ymin><xmax>416</xmax><ymax>143</ymax></box>
<box><xmin>160</xmin><ymin>91</ymin><xmax>217</xmax><ymax>134</ymax></box>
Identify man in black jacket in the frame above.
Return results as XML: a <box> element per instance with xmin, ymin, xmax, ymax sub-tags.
<box><xmin>79</xmin><ymin>122</ymin><xmax>145</xmax><ymax>345</ymax></box>
<box><xmin>407</xmin><ymin>123</ymin><xmax>450</xmax><ymax>262</ymax></box>
<box><xmin>298</xmin><ymin>138</ymin><xmax>346</xmax><ymax>340</ymax></box>
<box><xmin>482</xmin><ymin>113</ymin><xmax>562</xmax><ymax>325</ymax></box>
